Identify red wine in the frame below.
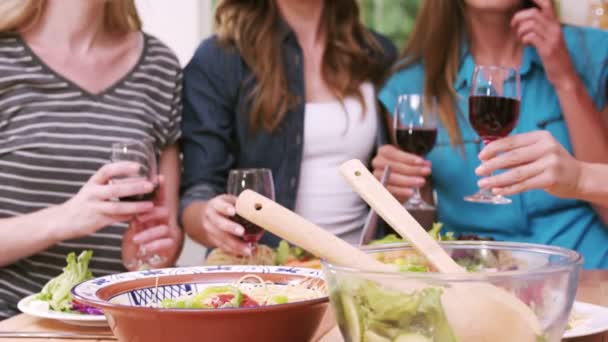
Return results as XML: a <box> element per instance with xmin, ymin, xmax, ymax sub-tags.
<box><xmin>232</xmin><ymin>214</ymin><xmax>264</xmax><ymax>243</ymax></box>
<box><xmin>120</xmin><ymin>186</ymin><xmax>158</xmax><ymax>202</ymax></box>
<box><xmin>469</xmin><ymin>96</ymin><xmax>520</xmax><ymax>143</ymax></box>
<box><xmin>395</xmin><ymin>128</ymin><xmax>437</xmax><ymax>156</ymax></box>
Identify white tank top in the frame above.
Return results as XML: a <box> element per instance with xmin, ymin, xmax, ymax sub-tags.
<box><xmin>294</xmin><ymin>82</ymin><xmax>378</xmax><ymax>244</ymax></box>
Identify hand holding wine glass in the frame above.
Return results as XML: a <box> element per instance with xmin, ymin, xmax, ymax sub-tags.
<box><xmin>465</xmin><ymin>65</ymin><xmax>521</xmax><ymax>204</ymax></box>
<box><xmin>111</xmin><ymin>139</ymin><xmax>165</xmax><ymax>269</ymax></box>
<box><xmin>226</xmin><ymin>169</ymin><xmax>275</xmax><ymax>248</ymax></box>
<box><xmin>392</xmin><ymin>94</ymin><xmax>438</xmax><ymax>210</ymax></box>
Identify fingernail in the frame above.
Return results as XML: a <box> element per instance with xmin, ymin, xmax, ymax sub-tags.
<box><xmin>478</xmin><ymin>179</ymin><xmax>489</xmax><ymax>188</ymax></box>
<box><xmin>416</xmin><ymin>178</ymin><xmax>425</xmax><ymax>185</ymax></box>
<box><xmin>227</xmin><ymin>207</ymin><xmax>236</xmax><ymax>216</ymax></box>
<box><xmin>476</xmin><ymin>165</ymin><xmax>487</xmax><ymax>174</ymax></box>
<box><xmin>422</xmin><ymin>167</ymin><xmax>431</xmax><ymax>174</ymax></box>
<box><xmin>235</xmin><ymin>226</ymin><xmax>244</xmax><ymax>236</ymax></box>
<box><xmin>415</xmin><ymin>158</ymin><xmax>425</xmax><ymax>165</ymax></box>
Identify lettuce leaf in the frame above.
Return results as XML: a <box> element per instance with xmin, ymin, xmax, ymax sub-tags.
<box><xmin>36</xmin><ymin>250</ymin><xmax>94</xmax><ymax>312</ymax></box>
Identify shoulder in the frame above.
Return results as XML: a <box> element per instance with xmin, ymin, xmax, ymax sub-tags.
<box><xmin>187</xmin><ymin>35</ymin><xmax>243</xmax><ymax>74</ymax></box>
<box><xmin>561</xmin><ymin>25</ymin><xmax>608</xmax><ymax>75</ymax></box>
<box><xmin>144</xmin><ymin>33</ymin><xmax>181</xmax><ymax>69</ymax></box>
<box><xmin>378</xmin><ymin>61</ymin><xmax>425</xmax><ymax>111</ymax></box>
<box><xmin>367</xmin><ymin>30</ymin><xmax>398</xmax><ymax>66</ymax></box>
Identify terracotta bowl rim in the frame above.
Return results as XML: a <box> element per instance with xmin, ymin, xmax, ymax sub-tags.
<box><xmin>71</xmin><ymin>265</ymin><xmax>329</xmax><ymax>314</ymax></box>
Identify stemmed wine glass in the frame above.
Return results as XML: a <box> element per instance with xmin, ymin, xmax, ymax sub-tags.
<box><xmin>465</xmin><ymin>65</ymin><xmax>521</xmax><ymax>204</ymax></box>
<box><xmin>393</xmin><ymin>94</ymin><xmax>438</xmax><ymax>210</ymax></box>
<box><xmin>111</xmin><ymin>139</ymin><xmax>164</xmax><ymax>269</ymax></box>
<box><xmin>227</xmin><ymin>169</ymin><xmax>275</xmax><ymax>250</ymax></box>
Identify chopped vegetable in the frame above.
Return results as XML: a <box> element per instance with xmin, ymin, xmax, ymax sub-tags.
<box><xmin>334</xmin><ymin>280</ymin><xmax>457</xmax><ymax>342</ymax></box>
<box><xmin>36</xmin><ymin>250</ymin><xmax>94</xmax><ymax>312</ymax></box>
<box><xmin>162</xmin><ymin>285</ymin><xmax>245</xmax><ymax>309</ymax></box>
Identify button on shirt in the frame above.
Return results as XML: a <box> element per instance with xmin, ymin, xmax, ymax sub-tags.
<box><xmin>379</xmin><ymin>25</ymin><xmax>608</xmax><ymax>268</ymax></box>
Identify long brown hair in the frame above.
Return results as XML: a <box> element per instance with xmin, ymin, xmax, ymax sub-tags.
<box><xmin>215</xmin><ymin>0</ymin><xmax>388</xmax><ymax>132</ymax></box>
<box><xmin>0</xmin><ymin>0</ymin><xmax>141</xmax><ymax>34</ymax></box>
<box><xmin>397</xmin><ymin>0</ymin><xmax>466</xmax><ymax>145</ymax></box>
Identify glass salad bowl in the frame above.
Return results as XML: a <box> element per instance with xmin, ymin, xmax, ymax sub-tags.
<box><xmin>322</xmin><ymin>241</ymin><xmax>582</xmax><ymax>342</ymax></box>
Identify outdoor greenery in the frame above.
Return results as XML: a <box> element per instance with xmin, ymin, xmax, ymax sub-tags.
<box><xmin>359</xmin><ymin>0</ymin><xmax>422</xmax><ymax>49</ymax></box>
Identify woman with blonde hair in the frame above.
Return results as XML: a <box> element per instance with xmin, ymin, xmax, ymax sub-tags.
<box><xmin>180</xmin><ymin>0</ymin><xmax>397</xmax><ymax>257</ymax></box>
<box><xmin>0</xmin><ymin>0</ymin><xmax>183</xmax><ymax>318</ymax></box>
<box><xmin>376</xmin><ymin>0</ymin><xmax>608</xmax><ymax>268</ymax></box>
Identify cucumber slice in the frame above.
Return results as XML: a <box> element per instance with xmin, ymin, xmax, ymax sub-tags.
<box><xmin>393</xmin><ymin>333</ymin><xmax>432</xmax><ymax>342</ymax></box>
<box><xmin>341</xmin><ymin>294</ymin><xmax>362</xmax><ymax>342</ymax></box>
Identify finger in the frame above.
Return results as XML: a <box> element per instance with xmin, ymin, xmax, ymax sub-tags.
<box><xmin>95</xmin><ymin>180</ymin><xmax>154</xmax><ymax>201</ymax></box>
<box><xmin>381</xmin><ymin>172</ymin><xmax>426</xmax><ymax>188</ymax></box>
<box><xmin>511</xmin><ymin>8</ymin><xmax>541</xmax><ymax>28</ymax></box>
<box><xmin>478</xmin><ymin>132</ymin><xmax>541</xmax><ymax>160</ymax></box>
<box><xmin>141</xmin><ymin>238</ymin><xmax>174</xmax><ymax>255</ymax></box>
<box><xmin>90</xmin><ymin>162</ymin><xmax>141</xmax><ymax>185</ymax></box>
<box><xmin>522</xmin><ymin>30</ymin><xmax>546</xmax><ymax>50</ymax></box>
<box><xmin>373</xmin><ymin>157</ymin><xmax>431</xmax><ymax>177</ymax></box>
<box><xmin>98</xmin><ymin>201</ymin><xmax>154</xmax><ymax>216</ymax></box>
<box><xmin>211</xmin><ymin>196</ymin><xmax>237</xmax><ymax>217</ymax></box>
<box><xmin>154</xmin><ymin>175</ymin><xmax>166</xmax><ymax>204</ymax></box>
<box><xmin>376</xmin><ymin>145</ymin><xmax>428</xmax><ymax>165</ymax></box>
<box><xmin>386</xmin><ymin>186</ymin><xmax>414</xmax><ymax>200</ymax></box>
<box><xmin>206</xmin><ymin>210</ymin><xmax>244</xmax><ymax>236</ymax></box>
<box><xmin>132</xmin><ymin>225</ymin><xmax>170</xmax><ymax>244</ymax></box>
<box><xmin>476</xmin><ymin>142</ymin><xmax>546</xmax><ymax>176</ymax></box>
<box><xmin>477</xmin><ymin>159</ymin><xmax>545</xmax><ymax>189</ymax></box>
<box><xmin>135</xmin><ymin>206</ymin><xmax>169</xmax><ymax>224</ymax></box>
<box><xmin>212</xmin><ymin>231</ymin><xmax>251</xmax><ymax>256</ymax></box>
<box><xmin>514</xmin><ymin>18</ymin><xmax>540</xmax><ymax>40</ymax></box>
<box><xmin>492</xmin><ymin>174</ymin><xmax>550</xmax><ymax>196</ymax></box>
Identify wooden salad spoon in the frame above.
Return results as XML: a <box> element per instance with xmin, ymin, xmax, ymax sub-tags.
<box><xmin>339</xmin><ymin>159</ymin><xmax>542</xmax><ymax>342</ymax></box>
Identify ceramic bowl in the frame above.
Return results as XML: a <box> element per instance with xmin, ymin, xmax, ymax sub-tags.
<box><xmin>72</xmin><ymin>265</ymin><xmax>329</xmax><ymax>342</ymax></box>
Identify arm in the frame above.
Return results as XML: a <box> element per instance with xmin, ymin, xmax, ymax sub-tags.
<box><xmin>0</xmin><ymin>163</ymin><xmax>155</xmax><ymax>267</ymax></box>
<box><xmin>512</xmin><ymin>0</ymin><xmax>608</xmax><ymax>222</ymax></box>
<box><xmin>578</xmin><ymin>163</ymin><xmax>608</xmax><ymax>207</ymax></box>
<box><xmin>179</xmin><ymin>37</ymin><xmax>249</xmax><ymax>255</ymax></box>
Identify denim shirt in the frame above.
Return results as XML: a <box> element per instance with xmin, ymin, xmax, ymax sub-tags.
<box><xmin>180</xmin><ymin>24</ymin><xmax>397</xmax><ymax>246</ymax></box>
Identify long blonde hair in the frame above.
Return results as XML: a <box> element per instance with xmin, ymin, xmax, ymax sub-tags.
<box><xmin>215</xmin><ymin>0</ymin><xmax>388</xmax><ymax>132</ymax></box>
<box><xmin>0</xmin><ymin>0</ymin><xmax>142</xmax><ymax>34</ymax></box>
<box><xmin>397</xmin><ymin>0</ymin><xmax>466</xmax><ymax>146</ymax></box>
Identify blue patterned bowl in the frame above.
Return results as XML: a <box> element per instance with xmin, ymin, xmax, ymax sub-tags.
<box><xmin>72</xmin><ymin>265</ymin><xmax>329</xmax><ymax>342</ymax></box>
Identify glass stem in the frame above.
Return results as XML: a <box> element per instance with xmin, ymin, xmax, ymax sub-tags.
<box><xmin>409</xmin><ymin>186</ymin><xmax>423</xmax><ymax>205</ymax></box>
<box><xmin>479</xmin><ymin>171</ymin><xmax>496</xmax><ymax>197</ymax></box>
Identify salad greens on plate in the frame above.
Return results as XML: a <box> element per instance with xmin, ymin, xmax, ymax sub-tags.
<box><xmin>35</xmin><ymin>250</ymin><xmax>102</xmax><ymax>315</ymax></box>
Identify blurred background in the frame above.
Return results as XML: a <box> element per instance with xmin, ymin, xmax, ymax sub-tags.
<box><xmin>132</xmin><ymin>0</ymin><xmax>605</xmax><ymax>265</ymax></box>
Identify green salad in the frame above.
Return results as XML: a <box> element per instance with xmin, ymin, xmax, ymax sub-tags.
<box><xmin>333</xmin><ymin>280</ymin><xmax>457</xmax><ymax>342</ymax></box>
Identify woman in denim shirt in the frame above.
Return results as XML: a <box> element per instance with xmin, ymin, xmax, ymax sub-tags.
<box><xmin>376</xmin><ymin>0</ymin><xmax>608</xmax><ymax>268</ymax></box>
<box><xmin>180</xmin><ymin>0</ymin><xmax>397</xmax><ymax>256</ymax></box>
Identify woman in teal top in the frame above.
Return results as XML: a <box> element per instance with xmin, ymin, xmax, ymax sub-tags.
<box><xmin>376</xmin><ymin>0</ymin><xmax>608</xmax><ymax>268</ymax></box>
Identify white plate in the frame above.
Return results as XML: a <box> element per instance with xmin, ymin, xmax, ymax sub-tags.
<box><xmin>563</xmin><ymin>301</ymin><xmax>608</xmax><ymax>339</ymax></box>
<box><xmin>17</xmin><ymin>295</ymin><xmax>107</xmax><ymax>327</ymax></box>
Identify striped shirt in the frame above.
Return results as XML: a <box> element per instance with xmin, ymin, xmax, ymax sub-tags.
<box><xmin>0</xmin><ymin>33</ymin><xmax>182</xmax><ymax>319</ymax></box>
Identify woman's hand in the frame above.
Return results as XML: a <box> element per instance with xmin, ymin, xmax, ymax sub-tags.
<box><xmin>511</xmin><ymin>0</ymin><xmax>577</xmax><ymax>90</ymax></box>
<box><xmin>122</xmin><ymin>176</ymin><xmax>183</xmax><ymax>270</ymax></box>
<box><xmin>197</xmin><ymin>195</ymin><xmax>251</xmax><ymax>256</ymax></box>
<box><xmin>476</xmin><ymin>131</ymin><xmax>583</xmax><ymax>198</ymax></box>
<box><xmin>58</xmin><ymin>162</ymin><xmax>155</xmax><ymax>241</ymax></box>
<box><xmin>372</xmin><ymin>145</ymin><xmax>432</xmax><ymax>202</ymax></box>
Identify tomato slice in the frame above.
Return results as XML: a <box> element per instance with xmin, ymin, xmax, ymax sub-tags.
<box><xmin>241</xmin><ymin>294</ymin><xmax>259</xmax><ymax>308</ymax></box>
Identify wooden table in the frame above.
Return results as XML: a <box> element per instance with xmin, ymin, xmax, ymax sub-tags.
<box><xmin>1</xmin><ymin>270</ymin><xmax>606</xmax><ymax>342</ymax></box>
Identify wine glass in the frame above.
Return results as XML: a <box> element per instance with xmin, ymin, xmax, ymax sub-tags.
<box><xmin>111</xmin><ymin>139</ymin><xmax>164</xmax><ymax>269</ymax></box>
<box><xmin>227</xmin><ymin>169</ymin><xmax>275</xmax><ymax>249</ymax></box>
<box><xmin>393</xmin><ymin>94</ymin><xmax>438</xmax><ymax>210</ymax></box>
<box><xmin>464</xmin><ymin>65</ymin><xmax>521</xmax><ymax>204</ymax></box>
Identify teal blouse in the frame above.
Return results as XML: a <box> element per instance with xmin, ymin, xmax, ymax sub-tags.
<box><xmin>379</xmin><ymin>25</ymin><xmax>608</xmax><ymax>268</ymax></box>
